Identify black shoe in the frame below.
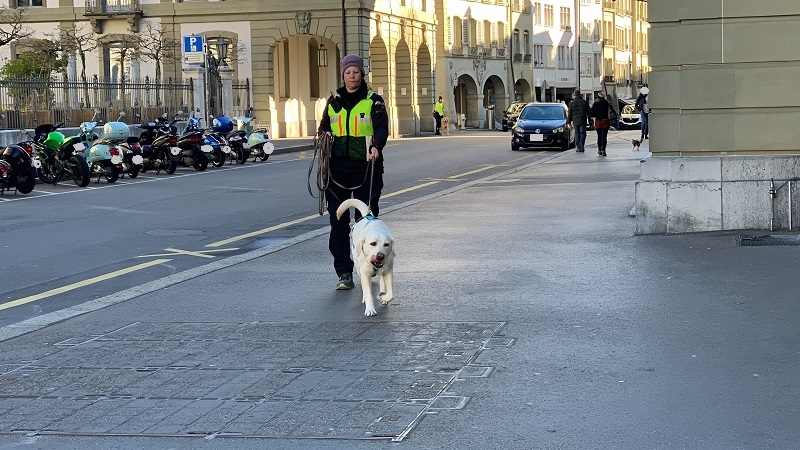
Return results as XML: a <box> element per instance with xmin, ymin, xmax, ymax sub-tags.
<box><xmin>336</xmin><ymin>273</ymin><xmax>354</xmax><ymax>290</ymax></box>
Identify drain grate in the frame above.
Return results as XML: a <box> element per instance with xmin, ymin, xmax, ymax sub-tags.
<box><xmin>737</xmin><ymin>235</ymin><xmax>800</xmax><ymax>246</ymax></box>
<box><xmin>0</xmin><ymin>321</ymin><xmax>511</xmax><ymax>442</ymax></box>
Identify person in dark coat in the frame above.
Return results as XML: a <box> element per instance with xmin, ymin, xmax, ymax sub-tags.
<box><xmin>590</xmin><ymin>92</ymin><xmax>616</xmax><ymax>157</ymax></box>
<box><xmin>317</xmin><ymin>54</ymin><xmax>390</xmax><ymax>290</ymax></box>
<box><xmin>567</xmin><ymin>89</ymin><xmax>591</xmax><ymax>152</ymax></box>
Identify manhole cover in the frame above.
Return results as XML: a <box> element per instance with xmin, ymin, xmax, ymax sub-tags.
<box><xmin>737</xmin><ymin>235</ymin><xmax>800</xmax><ymax>246</ymax></box>
<box><xmin>0</xmin><ymin>321</ymin><xmax>510</xmax><ymax>442</ymax></box>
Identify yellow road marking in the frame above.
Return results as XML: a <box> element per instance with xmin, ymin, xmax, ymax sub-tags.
<box><xmin>299</xmin><ymin>151</ymin><xmax>307</xmax><ymax>159</ymax></box>
<box><xmin>206</xmin><ymin>214</ymin><xmax>321</xmax><ymax>248</ymax></box>
<box><xmin>382</xmin><ymin>181</ymin><xmax>439</xmax><ymax>198</ymax></box>
<box><xmin>138</xmin><ymin>247</ymin><xmax>239</xmax><ymax>259</ymax></box>
<box><xmin>0</xmin><ymin>259</ymin><xmax>172</xmax><ymax>311</ymax></box>
<box><xmin>447</xmin><ymin>165</ymin><xmax>496</xmax><ymax>179</ymax></box>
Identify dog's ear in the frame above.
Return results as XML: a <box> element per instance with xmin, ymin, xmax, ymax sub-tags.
<box><xmin>356</xmin><ymin>238</ymin><xmax>366</xmax><ymax>256</ymax></box>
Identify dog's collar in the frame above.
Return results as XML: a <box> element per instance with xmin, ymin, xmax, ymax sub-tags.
<box><xmin>356</xmin><ymin>214</ymin><xmax>377</xmax><ymax>223</ymax></box>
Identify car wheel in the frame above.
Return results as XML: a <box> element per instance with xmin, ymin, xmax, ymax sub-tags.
<box><xmin>511</xmin><ymin>143</ymin><xmax>520</xmax><ymax>151</ymax></box>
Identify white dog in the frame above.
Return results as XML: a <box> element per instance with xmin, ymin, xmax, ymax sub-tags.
<box><xmin>335</xmin><ymin>198</ymin><xmax>395</xmax><ymax>316</ymax></box>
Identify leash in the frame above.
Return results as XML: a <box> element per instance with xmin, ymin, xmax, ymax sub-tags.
<box><xmin>308</xmin><ymin>131</ymin><xmax>375</xmax><ymax>215</ymax></box>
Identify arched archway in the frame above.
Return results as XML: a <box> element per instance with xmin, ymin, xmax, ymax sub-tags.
<box><xmin>455</xmin><ymin>74</ymin><xmax>478</xmax><ymax>128</ymax></box>
<box><xmin>417</xmin><ymin>42</ymin><xmax>434</xmax><ymax>132</ymax></box>
<box><xmin>514</xmin><ymin>79</ymin><xmax>532</xmax><ymax>103</ymax></box>
<box><xmin>483</xmin><ymin>75</ymin><xmax>506</xmax><ymax>129</ymax></box>
<box><xmin>394</xmin><ymin>39</ymin><xmax>413</xmax><ymax>135</ymax></box>
<box><xmin>368</xmin><ymin>36</ymin><xmax>389</xmax><ymax>98</ymax></box>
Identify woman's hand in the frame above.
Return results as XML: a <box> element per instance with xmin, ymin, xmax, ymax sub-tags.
<box><xmin>368</xmin><ymin>146</ymin><xmax>379</xmax><ymax>161</ymax></box>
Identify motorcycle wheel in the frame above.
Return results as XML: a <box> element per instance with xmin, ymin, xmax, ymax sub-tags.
<box><xmin>127</xmin><ymin>165</ymin><xmax>140</xmax><ymax>179</ymax></box>
<box><xmin>212</xmin><ymin>149</ymin><xmax>225</xmax><ymax>168</ymax></box>
<box><xmin>236</xmin><ymin>148</ymin><xmax>250</xmax><ymax>165</ymax></box>
<box><xmin>17</xmin><ymin>172</ymin><xmax>36</xmax><ymax>194</ymax></box>
<box><xmin>193</xmin><ymin>151</ymin><xmax>208</xmax><ymax>171</ymax></box>
<box><xmin>161</xmin><ymin>149</ymin><xmax>177</xmax><ymax>174</ymax></box>
<box><xmin>68</xmin><ymin>156</ymin><xmax>91</xmax><ymax>187</ymax></box>
<box><xmin>105</xmin><ymin>164</ymin><xmax>120</xmax><ymax>183</ymax></box>
<box><xmin>38</xmin><ymin>162</ymin><xmax>56</xmax><ymax>184</ymax></box>
<box><xmin>259</xmin><ymin>152</ymin><xmax>270</xmax><ymax>162</ymax></box>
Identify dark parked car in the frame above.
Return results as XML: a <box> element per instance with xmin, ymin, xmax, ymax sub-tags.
<box><xmin>511</xmin><ymin>102</ymin><xmax>575</xmax><ymax>151</ymax></box>
<box><xmin>502</xmin><ymin>102</ymin><xmax>527</xmax><ymax>131</ymax></box>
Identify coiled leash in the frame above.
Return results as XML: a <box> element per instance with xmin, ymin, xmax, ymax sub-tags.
<box><xmin>308</xmin><ymin>131</ymin><xmax>375</xmax><ymax>216</ymax></box>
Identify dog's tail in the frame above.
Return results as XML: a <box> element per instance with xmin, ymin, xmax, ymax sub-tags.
<box><xmin>336</xmin><ymin>198</ymin><xmax>370</xmax><ymax>220</ymax></box>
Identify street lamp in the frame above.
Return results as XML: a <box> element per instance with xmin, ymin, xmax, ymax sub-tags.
<box><xmin>318</xmin><ymin>44</ymin><xmax>328</xmax><ymax>68</ymax></box>
<box><xmin>214</xmin><ymin>37</ymin><xmax>230</xmax><ymax>68</ymax></box>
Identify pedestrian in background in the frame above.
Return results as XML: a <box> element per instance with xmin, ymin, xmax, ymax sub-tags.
<box><xmin>433</xmin><ymin>96</ymin><xmax>444</xmax><ymax>135</ymax></box>
<box><xmin>636</xmin><ymin>86</ymin><xmax>650</xmax><ymax>140</ymax></box>
<box><xmin>317</xmin><ymin>54</ymin><xmax>389</xmax><ymax>290</ymax></box>
<box><xmin>567</xmin><ymin>89</ymin><xmax>590</xmax><ymax>153</ymax></box>
<box><xmin>590</xmin><ymin>92</ymin><xmax>615</xmax><ymax>157</ymax></box>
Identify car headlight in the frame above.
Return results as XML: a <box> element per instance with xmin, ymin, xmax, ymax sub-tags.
<box><xmin>513</xmin><ymin>126</ymin><xmax>525</xmax><ymax>134</ymax></box>
<box><xmin>553</xmin><ymin>127</ymin><xmax>564</xmax><ymax>133</ymax></box>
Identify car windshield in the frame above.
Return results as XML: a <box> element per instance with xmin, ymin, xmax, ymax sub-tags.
<box><xmin>519</xmin><ymin>106</ymin><xmax>565</xmax><ymax>120</ymax></box>
<box><xmin>507</xmin><ymin>103</ymin><xmax>524</xmax><ymax>113</ymax></box>
<box><xmin>622</xmin><ymin>104</ymin><xmax>639</xmax><ymax>114</ymax></box>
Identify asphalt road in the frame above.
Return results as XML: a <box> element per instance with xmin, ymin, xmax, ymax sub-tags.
<box><xmin>0</xmin><ymin>132</ymin><xmax>569</xmax><ymax>327</ymax></box>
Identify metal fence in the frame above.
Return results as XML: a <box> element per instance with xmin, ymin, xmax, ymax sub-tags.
<box><xmin>0</xmin><ymin>75</ymin><xmax>194</xmax><ymax>130</ymax></box>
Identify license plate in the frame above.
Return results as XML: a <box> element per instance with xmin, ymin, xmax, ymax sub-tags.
<box><xmin>529</xmin><ymin>134</ymin><xmax>543</xmax><ymax>142</ymax></box>
<box><xmin>200</xmin><ymin>145</ymin><xmax>213</xmax><ymax>153</ymax></box>
<box><xmin>242</xmin><ymin>143</ymin><xmax>250</xmax><ymax>150</ymax></box>
<box><xmin>73</xmin><ymin>142</ymin><xmax>85</xmax><ymax>151</ymax></box>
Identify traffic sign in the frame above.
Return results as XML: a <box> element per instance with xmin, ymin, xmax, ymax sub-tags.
<box><xmin>183</xmin><ymin>35</ymin><xmax>204</xmax><ymax>53</ymax></box>
<box><xmin>183</xmin><ymin>35</ymin><xmax>204</xmax><ymax>64</ymax></box>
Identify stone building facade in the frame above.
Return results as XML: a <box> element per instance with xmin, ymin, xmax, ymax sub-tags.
<box><xmin>636</xmin><ymin>1</ymin><xmax>800</xmax><ymax>234</ymax></box>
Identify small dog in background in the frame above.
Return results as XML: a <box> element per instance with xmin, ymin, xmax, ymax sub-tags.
<box><xmin>441</xmin><ymin>116</ymin><xmax>450</xmax><ymax>135</ymax></box>
<box><xmin>632</xmin><ymin>139</ymin><xmax>641</xmax><ymax>151</ymax></box>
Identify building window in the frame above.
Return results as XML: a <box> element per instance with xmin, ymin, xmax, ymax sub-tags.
<box><xmin>513</xmin><ymin>29</ymin><xmax>520</xmax><ymax>60</ymax></box>
<box><xmin>534</xmin><ymin>2</ymin><xmax>542</xmax><ymax>26</ymax></box>
<box><xmin>533</xmin><ymin>44</ymin><xmax>544</xmax><ymax>67</ymax></box>
<box><xmin>544</xmin><ymin>5</ymin><xmax>554</xmax><ymax>27</ymax></box>
<box><xmin>557</xmin><ymin>46</ymin><xmax>566</xmax><ymax>69</ymax></box>
<box><xmin>14</xmin><ymin>0</ymin><xmax>42</xmax><ymax>7</ymax></box>
<box><xmin>560</xmin><ymin>7</ymin><xmax>571</xmax><ymax>31</ymax></box>
<box><xmin>484</xmin><ymin>20</ymin><xmax>492</xmax><ymax>48</ymax></box>
<box><xmin>496</xmin><ymin>21</ymin><xmax>505</xmax><ymax>49</ymax></box>
<box><xmin>453</xmin><ymin>17</ymin><xmax>463</xmax><ymax>47</ymax></box>
<box><xmin>523</xmin><ymin>30</ymin><xmax>530</xmax><ymax>56</ymax></box>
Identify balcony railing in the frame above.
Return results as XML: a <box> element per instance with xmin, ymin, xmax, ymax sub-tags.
<box><xmin>497</xmin><ymin>48</ymin><xmax>507</xmax><ymax>57</ymax></box>
<box><xmin>524</xmin><ymin>54</ymin><xmax>532</xmax><ymax>63</ymax></box>
<box><xmin>513</xmin><ymin>53</ymin><xmax>522</xmax><ymax>62</ymax></box>
<box><xmin>85</xmin><ymin>0</ymin><xmax>140</xmax><ymax>14</ymax></box>
<box><xmin>469</xmin><ymin>46</ymin><xmax>481</xmax><ymax>56</ymax></box>
<box><xmin>451</xmin><ymin>45</ymin><xmax>464</xmax><ymax>55</ymax></box>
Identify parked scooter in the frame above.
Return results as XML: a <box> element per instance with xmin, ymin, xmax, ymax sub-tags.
<box><xmin>115</xmin><ymin>112</ymin><xmax>143</xmax><ymax>179</ymax></box>
<box><xmin>245</xmin><ymin>118</ymin><xmax>274</xmax><ymax>162</ymax></box>
<box><xmin>20</xmin><ymin>123</ymin><xmax>91</xmax><ymax>187</ymax></box>
<box><xmin>225</xmin><ymin>113</ymin><xmax>256</xmax><ymax>165</ymax></box>
<box><xmin>71</xmin><ymin>113</ymin><xmax>125</xmax><ymax>183</ymax></box>
<box><xmin>139</xmin><ymin>113</ymin><xmax>178</xmax><ymax>175</ymax></box>
<box><xmin>173</xmin><ymin>111</ymin><xmax>210</xmax><ymax>171</ymax></box>
<box><xmin>0</xmin><ymin>144</ymin><xmax>37</xmax><ymax>195</ymax></box>
<box><xmin>207</xmin><ymin>116</ymin><xmax>234</xmax><ymax>168</ymax></box>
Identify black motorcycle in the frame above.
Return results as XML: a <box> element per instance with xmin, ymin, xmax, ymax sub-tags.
<box><xmin>0</xmin><ymin>144</ymin><xmax>37</xmax><ymax>195</ymax></box>
<box><xmin>174</xmin><ymin>116</ymin><xmax>209</xmax><ymax>171</ymax></box>
<box><xmin>139</xmin><ymin>114</ymin><xmax>178</xmax><ymax>175</ymax></box>
<box><xmin>21</xmin><ymin>123</ymin><xmax>91</xmax><ymax>188</ymax></box>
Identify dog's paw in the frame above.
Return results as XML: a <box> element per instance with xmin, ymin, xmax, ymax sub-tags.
<box><xmin>364</xmin><ymin>306</ymin><xmax>378</xmax><ymax>316</ymax></box>
<box><xmin>378</xmin><ymin>292</ymin><xmax>393</xmax><ymax>305</ymax></box>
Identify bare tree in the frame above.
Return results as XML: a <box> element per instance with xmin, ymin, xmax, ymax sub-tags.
<box><xmin>0</xmin><ymin>6</ymin><xmax>33</xmax><ymax>48</ymax></box>
<box><xmin>46</xmin><ymin>23</ymin><xmax>97</xmax><ymax>107</ymax></box>
<box><xmin>138</xmin><ymin>21</ymin><xmax>180</xmax><ymax>83</ymax></box>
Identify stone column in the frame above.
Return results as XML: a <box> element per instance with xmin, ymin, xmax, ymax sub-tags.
<box><xmin>182</xmin><ymin>65</ymin><xmax>207</xmax><ymax>123</ymax></box>
<box><xmin>635</xmin><ymin>1</ymin><xmax>800</xmax><ymax>234</ymax></box>
<box><xmin>218</xmin><ymin>66</ymin><xmax>234</xmax><ymax>118</ymax></box>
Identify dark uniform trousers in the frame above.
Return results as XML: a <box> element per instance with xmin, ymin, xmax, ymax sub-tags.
<box><xmin>326</xmin><ymin>168</ymin><xmax>384</xmax><ymax>276</ymax></box>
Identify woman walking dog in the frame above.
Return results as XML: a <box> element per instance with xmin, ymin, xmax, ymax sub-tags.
<box><xmin>317</xmin><ymin>54</ymin><xmax>390</xmax><ymax>290</ymax></box>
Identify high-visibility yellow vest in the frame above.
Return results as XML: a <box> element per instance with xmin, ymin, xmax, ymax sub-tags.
<box><xmin>435</xmin><ymin>102</ymin><xmax>444</xmax><ymax>116</ymax></box>
<box><xmin>328</xmin><ymin>90</ymin><xmax>376</xmax><ymax>160</ymax></box>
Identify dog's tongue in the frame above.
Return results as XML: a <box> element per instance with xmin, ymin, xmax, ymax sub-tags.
<box><xmin>370</xmin><ymin>256</ymin><xmax>383</xmax><ymax>267</ymax></box>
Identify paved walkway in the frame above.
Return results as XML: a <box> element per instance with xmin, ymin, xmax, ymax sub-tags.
<box><xmin>1</xmin><ymin>133</ymin><xmax>799</xmax><ymax>449</ymax></box>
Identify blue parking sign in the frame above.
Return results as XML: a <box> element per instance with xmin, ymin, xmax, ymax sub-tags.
<box><xmin>183</xmin><ymin>35</ymin><xmax>204</xmax><ymax>53</ymax></box>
